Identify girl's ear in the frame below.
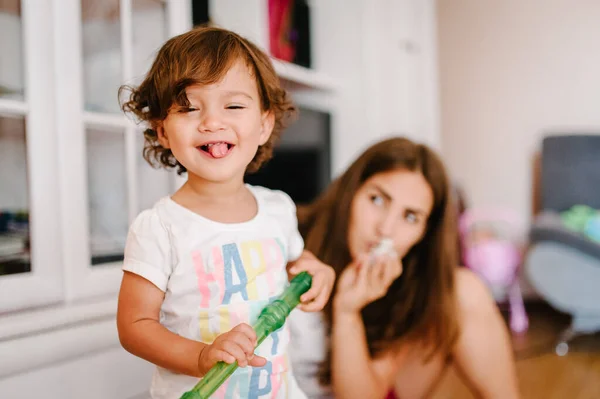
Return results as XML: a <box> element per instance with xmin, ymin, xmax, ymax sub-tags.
<box><xmin>258</xmin><ymin>111</ymin><xmax>275</xmax><ymax>145</ymax></box>
<box><xmin>156</xmin><ymin>123</ymin><xmax>171</xmax><ymax>149</ymax></box>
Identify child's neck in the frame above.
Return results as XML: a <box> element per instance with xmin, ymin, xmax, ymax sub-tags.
<box><xmin>171</xmin><ymin>175</ymin><xmax>258</xmax><ymax>223</ymax></box>
<box><xmin>182</xmin><ymin>174</ymin><xmax>246</xmax><ymax>200</ymax></box>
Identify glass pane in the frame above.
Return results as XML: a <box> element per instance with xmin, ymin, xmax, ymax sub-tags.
<box><xmin>0</xmin><ymin>115</ymin><xmax>30</xmax><ymax>275</ymax></box>
<box><xmin>81</xmin><ymin>0</ymin><xmax>122</xmax><ymax>113</ymax></box>
<box><xmin>136</xmin><ymin>131</ymin><xmax>173</xmax><ymax>212</ymax></box>
<box><xmin>0</xmin><ymin>0</ymin><xmax>24</xmax><ymax>100</ymax></box>
<box><xmin>132</xmin><ymin>0</ymin><xmax>167</xmax><ymax>83</ymax></box>
<box><xmin>87</xmin><ymin>127</ymin><xmax>128</xmax><ymax>265</ymax></box>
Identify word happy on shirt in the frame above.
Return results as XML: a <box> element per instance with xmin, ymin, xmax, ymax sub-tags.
<box><xmin>191</xmin><ymin>237</ymin><xmax>293</xmax><ymax>398</ymax></box>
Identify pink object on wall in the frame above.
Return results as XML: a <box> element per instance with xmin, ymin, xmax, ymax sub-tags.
<box><xmin>268</xmin><ymin>0</ymin><xmax>296</xmax><ymax>62</ymax></box>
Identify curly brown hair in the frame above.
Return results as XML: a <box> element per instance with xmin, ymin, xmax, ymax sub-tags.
<box><xmin>119</xmin><ymin>26</ymin><xmax>297</xmax><ymax>175</ymax></box>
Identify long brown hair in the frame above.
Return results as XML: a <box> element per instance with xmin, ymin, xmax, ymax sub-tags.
<box><xmin>299</xmin><ymin>137</ymin><xmax>459</xmax><ymax>385</ymax></box>
<box><xmin>119</xmin><ymin>25</ymin><xmax>297</xmax><ymax>175</ymax></box>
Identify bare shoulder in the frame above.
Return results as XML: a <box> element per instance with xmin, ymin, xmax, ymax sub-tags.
<box><xmin>454</xmin><ymin>268</ymin><xmax>497</xmax><ymax>316</ymax></box>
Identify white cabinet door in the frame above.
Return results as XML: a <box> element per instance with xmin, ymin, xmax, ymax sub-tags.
<box><xmin>362</xmin><ymin>0</ymin><xmax>440</xmax><ymax>148</ymax></box>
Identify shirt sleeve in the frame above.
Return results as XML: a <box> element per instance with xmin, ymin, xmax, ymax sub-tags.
<box><xmin>122</xmin><ymin>208</ymin><xmax>172</xmax><ymax>291</ymax></box>
<box><xmin>280</xmin><ymin>192</ymin><xmax>305</xmax><ymax>262</ymax></box>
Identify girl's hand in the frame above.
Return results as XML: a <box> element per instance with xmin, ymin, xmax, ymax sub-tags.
<box><xmin>333</xmin><ymin>253</ymin><xmax>403</xmax><ymax>315</ymax></box>
<box><xmin>287</xmin><ymin>250</ymin><xmax>336</xmax><ymax>312</ymax></box>
<box><xmin>197</xmin><ymin>323</ymin><xmax>267</xmax><ymax>375</ymax></box>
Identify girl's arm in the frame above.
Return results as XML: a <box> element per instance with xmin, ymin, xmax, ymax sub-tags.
<box><xmin>331</xmin><ymin>310</ymin><xmax>404</xmax><ymax>399</ymax></box>
<box><xmin>117</xmin><ymin>271</ymin><xmax>206</xmax><ymax>377</ymax></box>
<box><xmin>118</xmin><ymin>272</ymin><xmax>267</xmax><ymax>377</ymax></box>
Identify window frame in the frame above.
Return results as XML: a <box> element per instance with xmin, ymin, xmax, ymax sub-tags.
<box><xmin>0</xmin><ymin>0</ymin><xmax>190</xmax><ymax>313</ymax></box>
<box><xmin>56</xmin><ymin>0</ymin><xmax>188</xmax><ymax>302</ymax></box>
<box><xmin>0</xmin><ymin>0</ymin><xmax>63</xmax><ymax>313</ymax></box>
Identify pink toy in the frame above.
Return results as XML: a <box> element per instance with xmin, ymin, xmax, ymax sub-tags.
<box><xmin>459</xmin><ymin>208</ymin><xmax>529</xmax><ymax>334</ymax></box>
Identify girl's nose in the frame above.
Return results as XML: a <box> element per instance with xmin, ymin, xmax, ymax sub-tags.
<box><xmin>198</xmin><ymin>109</ymin><xmax>225</xmax><ymax>133</ymax></box>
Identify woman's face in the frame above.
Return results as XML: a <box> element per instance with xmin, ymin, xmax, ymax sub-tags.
<box><xmin>348</xmin><ymin>169</ymin><xmax>434</xmax><ymax>260</ymax></box>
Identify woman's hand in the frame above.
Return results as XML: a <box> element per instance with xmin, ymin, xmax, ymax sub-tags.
<box><xmin>287</xmin><ymin>250</ymin><xmax>336</xmax><ymax>312</ymax></box>
<box><xmin>333</xmin><ymin>253</ymin><xmax>403</xmax><ymax>315</ymax></box>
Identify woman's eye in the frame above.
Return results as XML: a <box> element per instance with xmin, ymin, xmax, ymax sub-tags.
<box><xmin>405</xmin><ymin>212</ymin><xmax>418</xmax><ymax>224</ymax></box>
<box><xmin>370</xmin><ymin>195</ymin><xmax>384</xmax><ymax>207</ymax></box>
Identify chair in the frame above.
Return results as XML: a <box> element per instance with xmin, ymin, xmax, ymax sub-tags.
<box><xmin>525</xmin><ymin>134</ymin><xmax>600</xmax><ymax>355</ymax></box>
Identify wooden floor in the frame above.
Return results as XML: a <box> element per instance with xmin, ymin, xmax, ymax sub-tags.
<box><xmin>431</xmin><ymin>302</ymin><xmax>600</xmax><ymax>399</ymax></box>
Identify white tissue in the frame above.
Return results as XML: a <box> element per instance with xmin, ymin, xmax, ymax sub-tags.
<box><xmin>371</xmin><ymin>238</ymin><xmax>396</xmax><ymax>258</ymax></box>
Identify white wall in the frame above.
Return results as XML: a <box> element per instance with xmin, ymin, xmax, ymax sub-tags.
<box><xmin>437</xmin><ymin>0</ymin><xmax>600</xmax><ymax>224</ymax></box>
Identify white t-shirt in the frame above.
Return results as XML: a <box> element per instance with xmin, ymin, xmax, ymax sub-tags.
<box><xmin>287</xmin><ymin>310</ymin><xmax>332</xmax><ymax>399</ymax></box>
<box><xmin>123</xmin><ymin>185</ymin><xmax>307</xmax><ymax>399</ymax></box>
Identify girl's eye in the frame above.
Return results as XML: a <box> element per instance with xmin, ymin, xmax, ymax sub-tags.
<box><xmin>178</xmin><ymin>107</ymin><xmax>198</xmax><ymax>113</ymax></box>
<box><xmin>370</xmin><ymin>195</ymin><xmax>384</xmax><ymax>207</ymax></box>
<box><xmin>226</xmin><ymin>105</ymin><xmax>245</xmax><ymax>110</ymax></box>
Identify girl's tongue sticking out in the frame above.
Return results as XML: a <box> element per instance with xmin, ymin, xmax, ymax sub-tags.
<box><xmin>201</xmin><ymin>142</ymin><xmax>232</xmax><ymax>158</ymax></box>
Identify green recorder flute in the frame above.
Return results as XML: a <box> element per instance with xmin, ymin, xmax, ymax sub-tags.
<box><xmin>180</xmin><ymin>271</ymin><xmax>313</xmax><ymax>399</ymax></box>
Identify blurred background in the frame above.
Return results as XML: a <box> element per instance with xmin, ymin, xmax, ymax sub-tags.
<box><xmin>0</xmin><ymin>0</ymin><xmax>599</xmax><ymax>397</ymax></box>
